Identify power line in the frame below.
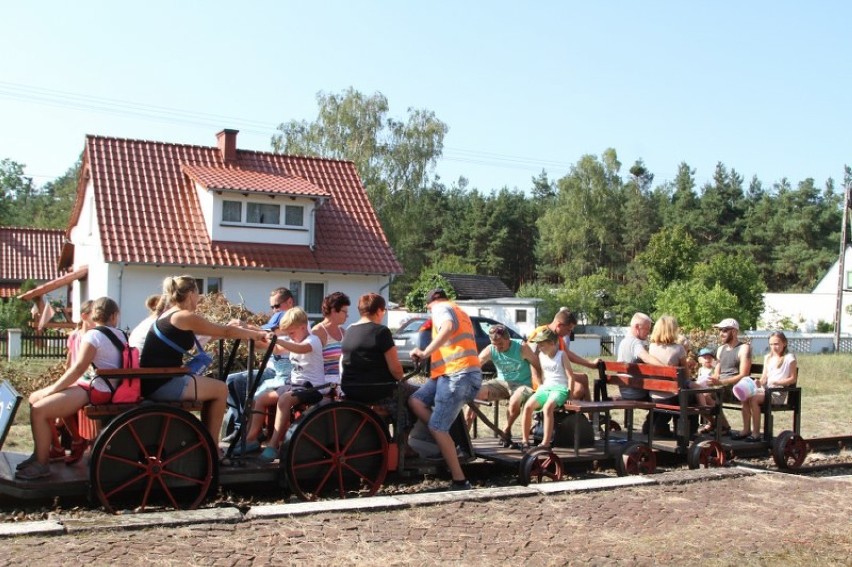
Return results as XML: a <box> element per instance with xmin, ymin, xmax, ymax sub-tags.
<box><xmin>0</xmin><ymin>80</ymin><xmax>573</xmax><ymax>178</ymax></box>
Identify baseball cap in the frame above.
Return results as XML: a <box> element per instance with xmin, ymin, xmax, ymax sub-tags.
<box><xmin>697</xmin><ymin>347</ymin><xmax>716</xmax><ymax>358</ymax></box>
<box><xmin>425</xmin><ymin>288</ymin><xmax>448</xmax><ymax>304</ymax></box>
<box><xmin>712</xmin><ymin>318</ymin><xmax>739</xmax><ymax>330</ymax></box>
<box><xmin>529</xmin><ymin>327</ymin><xmax>558</xmax><ymax>343</ymax></box>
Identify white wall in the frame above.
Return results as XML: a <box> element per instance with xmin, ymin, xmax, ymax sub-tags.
<box><xmin>108</xmin><ymin>266</ymin><xmax>392</xmax><ymax>332</ymax></box>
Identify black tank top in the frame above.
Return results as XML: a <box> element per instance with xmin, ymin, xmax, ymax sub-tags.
<box><xmin>140</xmin><ymin>311</ymin><xmax>197</xmax><ymax>396</ymax></box>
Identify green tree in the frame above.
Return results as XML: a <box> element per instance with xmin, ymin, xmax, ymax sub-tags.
<box><xmin>636</xmin><ymin>226</ymin><xmax>698</xmax><ymax>288</ymax></box>
<box><xmin>0</xmin><ymin>158</ymin><xmax>33</xmax><ymax>225</ymax></box>
<box><xmin>536</xmin><ymin>149</ymin><xmax>624</xmax><ymax>281</ymax></box>
<box><xmin>654</xmin><ymin>280</ymin><xmax>744</xmax><ymax>331</ymax></box>
<box><xmin>692</xmin><ymin>254</ymin><xmax>766</xmax><ymax>329</ymax></box>
<box><xmin>404</xmin><ymin>272</ymin><xmax>456</xmax><ymax>313</ymax></box>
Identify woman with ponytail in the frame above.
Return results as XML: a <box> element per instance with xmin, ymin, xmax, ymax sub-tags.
<box><xmin>141</xmin><ymin>276</ymin><xmax>273</xmax><ymax>445</ymax></box>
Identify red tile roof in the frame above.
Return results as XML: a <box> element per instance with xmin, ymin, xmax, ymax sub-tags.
<box><xmin>182</xmin><ymin>164</ymin><xmax>331</xmax><ymax>197</ymax></box>
<box><xmin>67</xmin><ymin>134</ymin><xmax>402</xmax><ymax>275</ymax></box>
<box><xmin>0</xmin><ymin>226</ymin><xmax>64</xmax><ymax>297</ymax></box>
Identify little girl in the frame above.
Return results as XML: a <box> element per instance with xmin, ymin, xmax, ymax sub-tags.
<box><xmin>694</xmin><ymin>347</ymin><xmax>718</xmax><ymax>434</ymax></box>
<box><xmin>744</xmin><ymin>331</ymin><xmax>797</xmax><ymax>440</ymax></box>
<box><xmin>520</xmin><ymin>327</ymin><xmax>576</xmax><ymax>449</ymax></box>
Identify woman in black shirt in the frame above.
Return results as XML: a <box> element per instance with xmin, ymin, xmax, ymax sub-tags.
<box><xmin>341</xmin><ymin>293</ymin><xmax>417</xmax><ymax>428</ymax></box>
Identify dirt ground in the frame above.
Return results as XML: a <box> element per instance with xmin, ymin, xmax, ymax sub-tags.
<box><xmin>1</xmin><ymin>472</ymin><xmax>850</xmax><ymax>566</ymax></box>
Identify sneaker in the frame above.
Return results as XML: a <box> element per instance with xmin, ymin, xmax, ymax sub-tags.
<box><xmin>15</xmin><ymin>461</ymin><xmax>51</xmax><ymax>481</ymax></box>
<box><xmin>258</xmin><ymin>446</ymin><xmax>278</xmax><ymax>463</ymax></box>
<box><xmin>448</xmin><ymin>479</ymin><xmax>472</xmax><ymax>491</ymax></box>
<box><xmin>231</xmin><ymin>440</ymin><xmax>261</xmax><ymax>456</ymax></box>
<box><xmin>16</xmin><ymin>453</ymin><xmax>37</xmax><ymax>470</ymax></box>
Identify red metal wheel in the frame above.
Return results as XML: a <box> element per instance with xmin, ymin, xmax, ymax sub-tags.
<box><xmin>90</xmin><ymin>405</ymin><xmax>217</xmax><ymax>513</ymax></box>
<box><xmin>282</xmin><ymin>402</ymin><xmax>389</xmax><ymax>501</ymax></box>
<box><xmin>688</xmin><ymin>440</ymin><xmax>726</xmax><ymax>469</ymax></box>
<box><xmin>772</xmin><ymin>430</ymin><xmax>808</xmax><ymax>470</ymax></box>
<box><xmin>617</xmin><ymin>442</ymin><xmax>656</xmax><ymax>476</ymax></box>
<box><xmin>518</xmin><ymin>447</ymin><xmax>564</xmax><ymax>485</ymax></box>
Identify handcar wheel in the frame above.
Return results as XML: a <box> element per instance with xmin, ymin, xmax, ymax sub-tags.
<box><xmin>616</xmin><ymin>442</ymin><xmax>656</xmax><ymax>476</ymax></box>
<box><xmin>687</xmin><ymin>440</ymin><xmax>726</xmax><ymax>469</ymax></box>
<box><xmin>772</xmin><ymin>430</ymin><xmax>808</xmax><ymax>470</ymax></box>
<box><xmin>281</xmin><ymin>402</ymin><xmax>389</xmax><ymax>501</ymax></box>
<box><xmin>90</xmin><ymin>405</ymin><xmax>218</xmax><ymax>513</ymax></box>
<box><xmin>518</xmin><ymin>447</ymin><xmax>564</xmax><ymax>486</ymax></box>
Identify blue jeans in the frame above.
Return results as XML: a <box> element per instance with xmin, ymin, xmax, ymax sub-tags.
<box><xmin>412</xmin><ymin>369</ymin><xmax>482</xmax><ymax>432</ymax></box>
<box><xmin>225</xmin><ymin>366</ymin><xmax>276</xmax><ymax>427</ymax></box>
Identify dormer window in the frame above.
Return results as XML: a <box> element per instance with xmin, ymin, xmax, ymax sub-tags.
<box><xmin>222</xmin><ymin>199</ymin><xmax>305</xmax><ymax>228</ymax></box>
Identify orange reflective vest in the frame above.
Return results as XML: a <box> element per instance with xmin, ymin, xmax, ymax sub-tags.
<box><xmin>430</xmin><ymin>302</ymin><xmax>480</xmax><ymax>379</ymax></box>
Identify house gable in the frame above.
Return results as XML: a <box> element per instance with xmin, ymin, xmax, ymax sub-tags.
<box><xmin>64</xmin><ymin>130</ymin><xmax>402</xmax><ymax>276</ymax></box>
<box><xmin>0</xmin><ymin>226</ymin><xmax>64</xmax><ymax>298</ymax></box>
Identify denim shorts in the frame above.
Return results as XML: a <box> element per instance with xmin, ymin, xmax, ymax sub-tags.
<box><xmin>412</xmin><ymin>369</ymin><xmax>482</xmax><ymax>432</ymax></box>
<box><xmin>148</xmin><ymin>375</ymin><xmax>195</xmax><ymax>401</ymax></box>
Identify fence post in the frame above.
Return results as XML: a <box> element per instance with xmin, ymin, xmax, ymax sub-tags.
<box><xmin>7</xmin><ymin>329</ymin><xmax>21</xmax><ymax>361</ymax></box>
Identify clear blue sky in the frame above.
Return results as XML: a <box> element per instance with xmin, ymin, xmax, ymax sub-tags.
<box><xmin>1</xmin><ymin>1</ymin><xmax>849</xmax><ymax>193</ymax></box>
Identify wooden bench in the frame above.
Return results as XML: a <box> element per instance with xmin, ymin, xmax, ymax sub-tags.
<box><xmin>595</xmin><ymin>360</ymin><xmax>722</xmax><ymax>453</ymax></box>
<box><xmin>720</xmin><ymin>362</ymin><xmax>802</xmax><ymax>439</ymax></box>
<box><xmin>79</xmin><ymin>367</ymin><xmax>202</xmax><ymax>436</ymax></box>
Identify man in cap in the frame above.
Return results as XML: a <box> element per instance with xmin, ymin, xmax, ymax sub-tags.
<box><xmin>409</xmin><ymin>288</ymin><xmax>482</xmax><ymax>491</ymax></box>
<box><xmin>710</xmin><ymin>318</ymin><xmax>752</xmax><ymax>438</ymax></box>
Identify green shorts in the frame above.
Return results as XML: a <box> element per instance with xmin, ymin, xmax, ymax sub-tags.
<box><xmin>529</xmin><ymin>384</ymin><xmax>570</xmax><ymax>408</ymax></box>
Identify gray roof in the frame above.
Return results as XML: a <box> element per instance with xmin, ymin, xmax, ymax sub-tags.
<box><xmin>440</xmin><ymin>273</ymin><xmax>514</xmax><ymax>300</ymax></box>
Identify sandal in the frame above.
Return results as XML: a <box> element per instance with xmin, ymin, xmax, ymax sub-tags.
<box><xmin>15</xmin><ymin>461</ymin><xmax>51</xmax><ymax>481</ymax></box>
<box><xmin>697</xmin><ymin>424</ymin><xmax>714</xmax><ymax>435</ymax></box>
<box><xmin>64</xmin><ymin>439</ymin><xmax>88</xmax><ymax>465</ymax></box>
<box><xmin>729</xmin><ymin>430</ymin><xmax>750</xmax><ymax>440</ymax></box>
<box><xmin>745</xmin><ymin>435</ymin><xmax>762</xmax><ymax>443</ymax></box>
<box><xmin>499</xmin><ymin>435</ymin><xmax>513</xmax><ymax>448</ymax></box>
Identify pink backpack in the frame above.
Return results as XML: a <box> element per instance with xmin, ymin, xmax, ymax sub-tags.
<box><xmin>95</xmin><ymin>327</ymin><xmax>142</xmax><ymax>403</ymax></box>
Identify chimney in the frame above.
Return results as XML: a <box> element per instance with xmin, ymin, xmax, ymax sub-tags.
<box><xmin>216</xmin><ymin>129</ymin><xmax>239</xmax><ymax>164</ymax></box>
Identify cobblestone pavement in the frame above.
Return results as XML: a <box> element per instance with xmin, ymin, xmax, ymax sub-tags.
<box><xmin>1</xmin><ymin>472</ymin><xmax>851</xmax><ymax>566</ymax></box>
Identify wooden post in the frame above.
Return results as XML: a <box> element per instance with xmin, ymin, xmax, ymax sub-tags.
<box><xmin>834</xmin><ymin>178</ymin><xmax>851</xmax><ymax>352</ymax></box>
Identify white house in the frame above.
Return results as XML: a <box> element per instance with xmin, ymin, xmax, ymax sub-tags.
<box><xmin>760</xmin><ymin>245</ymin><xmax>852</xmax><ymax>332</ymax></box>
<box><xmin>22</xmin><ymin>129</ymin><xmax>402</xmax><ymax>328</ymax></box>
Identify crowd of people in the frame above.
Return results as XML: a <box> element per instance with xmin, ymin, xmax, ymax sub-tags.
<box><xmin>15</xmin><ymin>278</ymin><xmax>798</xmax><ymax>491</ymax></box>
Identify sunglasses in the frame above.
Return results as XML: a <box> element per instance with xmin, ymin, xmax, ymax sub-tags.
<box><xmin>489</xmin><ymin>326</ymin><xmax>508</xmax><ymax>338</ymax></box>
<box><xmin>270</xmin><ymin>303</ymin><xmax>281</xmax><ymax>309</ymax></box>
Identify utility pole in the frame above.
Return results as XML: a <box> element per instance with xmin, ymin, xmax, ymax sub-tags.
<box><xmin>833</xmin><ymin>171</ymin><xmax>851</xmax><ymax>352</ymax></box>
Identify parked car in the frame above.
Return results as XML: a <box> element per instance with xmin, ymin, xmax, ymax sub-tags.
<box><xmin>393</xmin><ymin>315</ymin><xmax>523</xmax><ymax>373</ymax></box>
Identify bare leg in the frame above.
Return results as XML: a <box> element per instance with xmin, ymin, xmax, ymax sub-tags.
<box><xmin>541</xmin><ymin>399</ymin><xmax>557</xmax><ymax>446</ymax></box>
<box><xmin>30</xmin><ymin>388</ymin><xmax>88</xmax><ymax>465</ymax></box>
<box><xmin>521</xmin><ymin>397</ymin><xmax>541</xmax><ymax>445</ymax></box>
<box><xmin>572</xmin><ymin>373</ymin><xmax>590</xmax><ymax>401</ymax></box>
<box><xmin>740</xmin><ymin>402</ymin><xmax>752</xmax><ymax>435</ymax></box>
<box><xmin>185</xmin><ymin>376</ymin><xmax>228</xmax><ymax>443</ymax></box>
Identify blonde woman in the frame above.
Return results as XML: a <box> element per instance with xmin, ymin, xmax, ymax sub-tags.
<box><xmin>648</xmin><ymin>315</ymin><xmax>687</xmax><ymax>437</ymax></box>
<box><xmin>140</xmin><ymin>276</ymin><xmax>273</xmax><ymax>444</ymax></box>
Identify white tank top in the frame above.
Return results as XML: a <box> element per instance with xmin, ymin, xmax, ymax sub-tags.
<box><xmin>539</xmin><ymin>350</ymin><xmax>569</xmax><ymax>388</ymax></box>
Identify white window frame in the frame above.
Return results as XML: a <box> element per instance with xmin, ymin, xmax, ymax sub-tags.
<box><xmin>221</xmin><ymin>197</ymin><xmax>306</xmax><ymax>229</ymax></box>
